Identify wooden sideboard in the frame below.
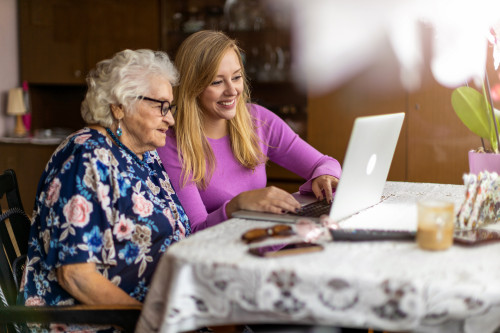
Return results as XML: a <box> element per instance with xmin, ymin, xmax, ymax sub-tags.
<box><xmin>17</xmin><ymin>0</ymin><xmax>307</xmax><ymax>194</ymax></box>
<box><xmin>0</xmin><ymin>142</ymin><xmax>56</xmax><ymax>215</ymax></box>
<box><xmin>307</xmin><ymin>75</ymin><xmax>478</xmax><ymax>185</ymax></box>
<box><xmin>16</xmin><ymin>1</ymin><xmax>496</xmax><ymax>190</ymax></box>
<box><xmin>307</xmin><ymin>35</ymin><xmax>497</xmax><ymax>185</ymax></box>
<box><xmin>19</xmin><ymin>0</ymin><xmax>160</xmax><ymax>85</ymax></box>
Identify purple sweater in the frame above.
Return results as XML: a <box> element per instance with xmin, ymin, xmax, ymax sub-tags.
<box><xmin>157</xmin><ymin>104</ymin><xmax>342</xmax><ymax>232</ymax></box>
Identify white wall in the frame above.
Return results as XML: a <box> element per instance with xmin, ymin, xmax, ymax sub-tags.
<box><xmin>0</xmin><ymin>0</ymin><xmax>18</xmax><ymax>137</ymax></box>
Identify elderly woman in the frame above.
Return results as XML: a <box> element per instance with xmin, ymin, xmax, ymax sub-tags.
<box><xmin>20</xmin><ymin>49</ymin><xmax>190</xmax><ymax>316</ymax></box>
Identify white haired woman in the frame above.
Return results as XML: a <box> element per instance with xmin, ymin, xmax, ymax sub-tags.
<box><xmin>19</xmin><ymin>49</ymin><xmax>190</xmax><ymax>331</ymax></box>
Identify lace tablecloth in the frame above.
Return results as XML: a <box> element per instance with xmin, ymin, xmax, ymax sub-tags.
<box><xmin>136</xmin><ymin>182</ymin><xmax>500</xmax><ymax>333</ymax></box>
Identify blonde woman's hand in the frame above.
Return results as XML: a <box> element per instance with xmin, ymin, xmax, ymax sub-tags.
<box><xmin>311</xmin><ymin>175</ymin><xmax>339</xmax><ymax>203</ymax></box>
<box><xmin>226</xmin><ymin>186</ymin><xmax>301</xmax><ymax>218</ymax></box>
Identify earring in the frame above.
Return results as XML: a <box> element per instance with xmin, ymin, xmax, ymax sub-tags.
<box><xmin>116</xmin><ymin>120</ymin><xmax>123</xmax><ymax>137</ymax></box>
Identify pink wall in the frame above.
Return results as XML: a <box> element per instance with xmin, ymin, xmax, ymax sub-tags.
<box><xmin>0</xmin><ymin>0</ymin><xmax>18</xmax><ymax>137</ymax></box>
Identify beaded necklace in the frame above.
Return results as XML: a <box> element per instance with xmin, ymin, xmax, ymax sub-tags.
<box><xmin>105</xmin><ymin>127</ymin><xmax>147</xmax><ymax>167</ymax></box>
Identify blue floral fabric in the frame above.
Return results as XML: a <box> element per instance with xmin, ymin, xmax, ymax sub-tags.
<box><xmin>20</xmin><ymin>127</ymin><xmax>191</xmax><ymax>308</ymax></box>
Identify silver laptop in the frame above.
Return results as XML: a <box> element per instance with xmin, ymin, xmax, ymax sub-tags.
<box><xmin>232</xmin><ymin>112</ymin><xmax>405</xmax><ymax>223</ymax></box>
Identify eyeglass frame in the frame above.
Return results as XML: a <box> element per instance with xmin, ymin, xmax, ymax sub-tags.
<box><xmin>241</xmin><ymin>224</ymin><xmax>294</xmax><ymax>243</ymax></box>
<box><xmin>136</xmin><ymin>96</ymin><xmax>177</xmax><ymax>117</ymax></box>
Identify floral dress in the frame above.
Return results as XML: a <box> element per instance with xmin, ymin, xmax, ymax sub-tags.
<box><xmin>20</xmin><ymin>127</ymin><xmax>190</xmax><ymax>312</ymax></box>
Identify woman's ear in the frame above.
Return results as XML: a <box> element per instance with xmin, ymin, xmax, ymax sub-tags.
<box><xmin>110</xmin><ymin>104</ymin><xmax>124</xmax><ymax>120</ymax></box>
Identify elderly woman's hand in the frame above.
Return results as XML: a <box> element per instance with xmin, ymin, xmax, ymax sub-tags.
<box><xmin>57</xmin><ymin>263</ymin><xmax>141</xmax><ymax>305</ymax></box>
<box><xmin>311</xmin><ymin>175</ymin><xmax>339</xmax><ymax>203</ymax></box>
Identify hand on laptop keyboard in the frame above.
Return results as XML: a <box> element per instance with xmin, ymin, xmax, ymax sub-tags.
<box><xmin>311</xmin><ymin>174</ymin><xmax>339</xmax><ymax>203</ymax></box>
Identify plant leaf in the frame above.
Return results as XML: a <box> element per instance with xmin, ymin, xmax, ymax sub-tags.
<box><xmin>451</xmin><ymin>86</ymin><xmax>500</xmax><ymax>151</ymax></box>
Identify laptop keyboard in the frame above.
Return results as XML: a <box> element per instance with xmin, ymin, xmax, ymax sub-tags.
<box><xmin>293</xmin><ymin>199</ymin><xmax>332</xmax><ymax>218</ymax></box>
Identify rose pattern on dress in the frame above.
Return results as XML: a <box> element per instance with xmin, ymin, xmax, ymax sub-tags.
<box><xmin>45</xmin><ymin>177</ymin><xmax>61</xmax><ymax>207</ymax></box>
<box><xmin>96</xmin><ymin>183</ymin><xmax>111</xmax><ymax>209</ymax></box>
<box><xmin>74</xmin><ymin>133</ymin><xmax>91</xmax><ymax>145</ymax></box>
<box><xmin>132</xmin><ymin>192</ymin><xmax>154</xmax><ymax>218</ymax></box>
<box><xmin>63</xmin><ymin>194</ymin><xmax>93</xmax><ymax>228</ymax></box>
<box><xmin>22</xmin><ymin>127</ymin><xmax>191</xmax><ymax>314</ymax></box>
<box><xmin>25</xmin><ymin>296</ymin><xmax>45</xmax><ymax>306</ymax></box>
<box><xmin>114</xmin><ymin>214</ymin><xmax>135</xmax><ymax>241</ymax></box>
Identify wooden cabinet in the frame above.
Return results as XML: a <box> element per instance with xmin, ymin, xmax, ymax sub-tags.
<box><xmin>18</xmin><ymin>1</ymin><xmax>490</xmax><ymax>188</ymax></box>
<box><xmin>14</xmin><ymin>0</ymin><xmax>162</xmax><ymax>209</ymax></box>
<box><xmin>19</xmin><ymin>0</ymin><xmax>160</xmax><ymax>84</ymax></box>
<box><xmin>0</xmin><ymin>143</ymin><xmax>56</xmax><ymax>214</ymax></box>
<box><xmin>406</xmin><ymin>71</ymin><xmax>478</xmax><ymax>184</ymax></box>
<box><xmin>19</xmin><ymin>0</ymin><xmax>306</xmax><ymax>136</ymax></box>
<box><xmin>16</xmin><ymin>0</ymin><xmax>307</xmax><ymax>193</ymax></box>
<box><xmin>307</xmin><ymin>53</ymin><xmax>480</xmax><ymax>185</ymax></box>
<box><xmin>160</xmin><ymin>0</ymin><xmax>307</xmax><ymax>135</ymax></box>
<box><xmin>307</xmin><ymin>74</ymin><xmax>408</xmax><ymax>182</ymax></box>
<box><xmin>161</xmin><ymin>0</ymin><xmax>307</xmax><ymax>190</ymax></box>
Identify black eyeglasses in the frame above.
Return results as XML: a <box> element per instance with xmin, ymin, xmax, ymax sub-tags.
<box><xmin>137</xmin><ymin>96</ymin><xmax>176</xmax><ymax>117</ymax></box>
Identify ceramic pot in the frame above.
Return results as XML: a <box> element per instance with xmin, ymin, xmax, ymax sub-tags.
<box><xmin>468</xmin><ymin>150</ymin><xmax>500</xmax><ymax>174</ymax></box>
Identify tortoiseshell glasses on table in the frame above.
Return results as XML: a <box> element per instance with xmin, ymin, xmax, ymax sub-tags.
<box><xmin>241</xmin><ymin>224</ymin><xmax>295</xmax><ymax>243</ymax></box>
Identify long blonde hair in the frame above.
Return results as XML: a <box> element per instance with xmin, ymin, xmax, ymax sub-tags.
<box><xmin>174</xmin><ymin>30</ymin><xmax>266</xmax><ymax>189</ymax></box>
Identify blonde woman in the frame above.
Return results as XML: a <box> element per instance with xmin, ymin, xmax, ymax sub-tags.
<box><xmin>157</xmin><ymin>30</ymin><xmax>341</xmax><ymax>232</ymax></box>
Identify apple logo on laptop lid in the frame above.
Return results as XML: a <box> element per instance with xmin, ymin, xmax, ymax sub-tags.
<box><xmin>366</xmin><ymin>153</ymin><xmax>377</xmax><ymax>175</ymax></box>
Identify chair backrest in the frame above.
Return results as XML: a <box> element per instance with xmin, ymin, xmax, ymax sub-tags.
<box><xmin>0</xmin><ymin>169</ymin><xmax>31</xmax><ymax>307</ymax></box>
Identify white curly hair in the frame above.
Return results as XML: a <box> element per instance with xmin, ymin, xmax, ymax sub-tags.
<box><xmin>81</xmin><ymin>49</ymin><xmax>179</xmax><ymax>127</ymax></box>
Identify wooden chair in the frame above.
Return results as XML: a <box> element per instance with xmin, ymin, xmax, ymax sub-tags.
<box><xmin>0</xmin><ymin>169</ymin><xmax>141</xmax><ymax>332</ymax></box>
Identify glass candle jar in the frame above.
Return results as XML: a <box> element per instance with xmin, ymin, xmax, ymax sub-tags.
<box><xmin>417</xmin><ymin>200</ymin><xmax>455</xmax><ymax>251</ymax></box>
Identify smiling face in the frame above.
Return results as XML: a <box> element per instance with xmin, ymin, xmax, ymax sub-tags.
<box><xmin>118</xmin><ymin>75</ymin><xmax>174</xmax><ymax>156</ymax></box>
<box><xmin>199</xmin><ymin>49</ymin><xmax>244</xmax><ymax>137</ymax></box>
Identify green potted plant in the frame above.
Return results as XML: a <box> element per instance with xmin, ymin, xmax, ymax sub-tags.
<box><xmin>451</xmin><ymin>27</ymin><xmax>500</xmax><ymax>174</ymax></box>
<box><xmin>451</xmin><ymin>82</ymin><xmax>500</xmax><ymax>174</ymax></box>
